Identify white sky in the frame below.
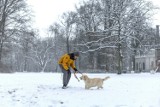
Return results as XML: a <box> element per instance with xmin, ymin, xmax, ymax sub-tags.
<box><xmin>148</xmin><ymin>0</ymin><xmax>160</xmax><ymax>25</ymax></box>
<box><xmin>27</xmin><ymin>0</ymin><xmax>79</xmax><ymax>37</ymax></box>
<box><xmin>27</xmin><ymin>0</ymin><xmax>160</xmax><ymax>37</ymax></box>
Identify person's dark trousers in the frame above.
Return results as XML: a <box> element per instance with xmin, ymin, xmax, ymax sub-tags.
<box><xmin>59</xmin><ymin>65</ymin><xmax>71</xmax><ymax>87</ymax></box>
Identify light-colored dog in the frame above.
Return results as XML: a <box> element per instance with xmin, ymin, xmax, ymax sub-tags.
<box><xmin>80</xmin><ymin>75</ymin><xmax>110</xmax><ymax>89</ymax></box>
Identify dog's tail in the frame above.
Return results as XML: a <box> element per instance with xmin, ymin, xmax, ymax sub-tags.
<box><xmin>103</xmin><ymin>76</ymin><xmax>110</xmax><ymax>81</ymax></box>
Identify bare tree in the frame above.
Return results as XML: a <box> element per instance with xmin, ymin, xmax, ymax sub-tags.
<box><xmin>73</xmin><ymin>0</ymin><xmax>156</xmax><ymax>73</ymax></box>
<box><xmin>49</xmin><ymin>23</ymin><xmax>66</xmax><ymax>72</ymax></box>
<box><xmin>19</xmin><ymin>30</ymin><xmax>35</xmax><ymax>72</ymax></box>
<box><xmin>60</xmin><ymin>12</ymin><xmax>77</xmax><ymax>53</ymax></box>
<box><xmin>28</xmin><ymin>38</ymin><xmax>54</xmax><ymax>72</ymax></box>
<box><xmin>0</xmin><ymin>0</ymin><xmax>31</xmax><ymax>69</ymax></box>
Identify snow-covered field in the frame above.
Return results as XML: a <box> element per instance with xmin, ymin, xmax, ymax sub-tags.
<box><xmin>0</xmin><ymin>72</ymin><xmax>160</xmax><ymax>107</ymax></box>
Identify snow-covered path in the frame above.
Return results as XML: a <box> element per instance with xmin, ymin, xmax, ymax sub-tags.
<box><xmin>0</xmin><ymin>73</ymin><xmax>160</xmax><ymax>107</ymax></box>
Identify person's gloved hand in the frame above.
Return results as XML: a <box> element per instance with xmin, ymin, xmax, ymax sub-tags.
<box><xmin>73</xmin><ymin>68</ymin><xmax>78</xmax><ymax>73</ymax></box>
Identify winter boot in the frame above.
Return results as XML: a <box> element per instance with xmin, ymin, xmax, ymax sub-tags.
<box><xmin>62</xmin><ymin>85</ymin><xmax>67</xmax><ymax>89</ymax></box>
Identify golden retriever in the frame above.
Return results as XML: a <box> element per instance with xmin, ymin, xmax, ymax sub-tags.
<box><xmin>80</xmin><ymin>75</ymin><xmax>110</xmax><ymax>89</ymax></box>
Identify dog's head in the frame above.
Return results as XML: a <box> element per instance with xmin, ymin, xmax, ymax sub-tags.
<box><xmin>80</xmin><ymin>75</ymin><xmax>88</xmax><ymax>81</ymax></box>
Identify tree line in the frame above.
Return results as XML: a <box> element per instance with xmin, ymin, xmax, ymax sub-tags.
<box><xmin>0</xmin><ymin>0</ymin><xmax>158</xmax><ymax>73</ymax></box>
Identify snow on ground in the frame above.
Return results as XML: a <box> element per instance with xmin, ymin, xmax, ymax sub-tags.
<box><xmin>0</xmin><ymin>72</ymin><xmax>160</xmax><ymax>107</ymax></box>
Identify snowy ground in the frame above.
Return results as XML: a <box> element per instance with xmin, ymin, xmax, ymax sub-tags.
<box><xmin>0</xmin><ymin>72</ymin><xmax>160</xmax><ymax>107</ymax></box>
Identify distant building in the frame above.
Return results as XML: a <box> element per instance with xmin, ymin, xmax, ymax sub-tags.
<box><xmin>135</xmin><ymin>49</ymin><xmax>160</xmax><ymax>72</ymax></box>
<box><xmin>135</xmin><ymin>25</ymin><xmax>160</xmax><ymax>72</ymax></box>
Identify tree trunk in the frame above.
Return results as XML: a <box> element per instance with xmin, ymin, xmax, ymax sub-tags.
<box><xmin>0</xmin><ymin>0</ymin><xmax>8</xmax><ymax>62</ymax></box>
<box><xmin>117</xmin><ymin>43</ymin><xmax>122</xmax><ymax>74</ymax></box>
<box><xmin>0</xmin><ymin>42</ymin><xmax>3</xmax><ymax>62</ymax></box>
<box><xmin>66</xmin><ymin>36</ymin><xmax>70</xmax><ymax>53</ymax></box>
<box><xmin>132</xmin><ymin>50</ymin><xmax>136</xmax><ymax>71</ymax></box>
<box><xmin>117</xmin><ymin>20</ymin><xmax>122</xmax><ymax>74</ymax></box>
<box><xmin>93</xmin><ymin>52</ymin><xmax>98</xmax><ymax>70</ymax></box>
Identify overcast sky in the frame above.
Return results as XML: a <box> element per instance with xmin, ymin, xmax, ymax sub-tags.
<box><xmin>27</xmin><ymin>0</ymin><xmax>79</xmax><ymax>37</ymax></box>
<box><xmin>27</xmin><ymin>0</ymin><xmax>160</xmax><ymax>37</ymax></box>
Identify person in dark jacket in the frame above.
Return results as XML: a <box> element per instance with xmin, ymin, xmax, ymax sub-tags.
<box><xmin>58</xmin><ymin>52</ymin><xmax>80</xmax><ymax>89</ymax></box>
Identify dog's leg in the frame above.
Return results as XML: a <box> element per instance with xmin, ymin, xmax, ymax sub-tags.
<box><xmin>97</xmin><ymin>85</ymin><xmax>100</xmax><ymax>89</ymax></box>
<box><xmin>85</xmin><ymin>85</ymin><xmax>90</xmax><ymax>90</ymax></box>
<box><xmin>97</xmin><ymin>86</ymin><xmax>103</xmax><ymax>89</ymax></box>
<box><xmin>85</xmin><ymin>85</ymin><xmax>89</xmax><ymax>89</ymax></box>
